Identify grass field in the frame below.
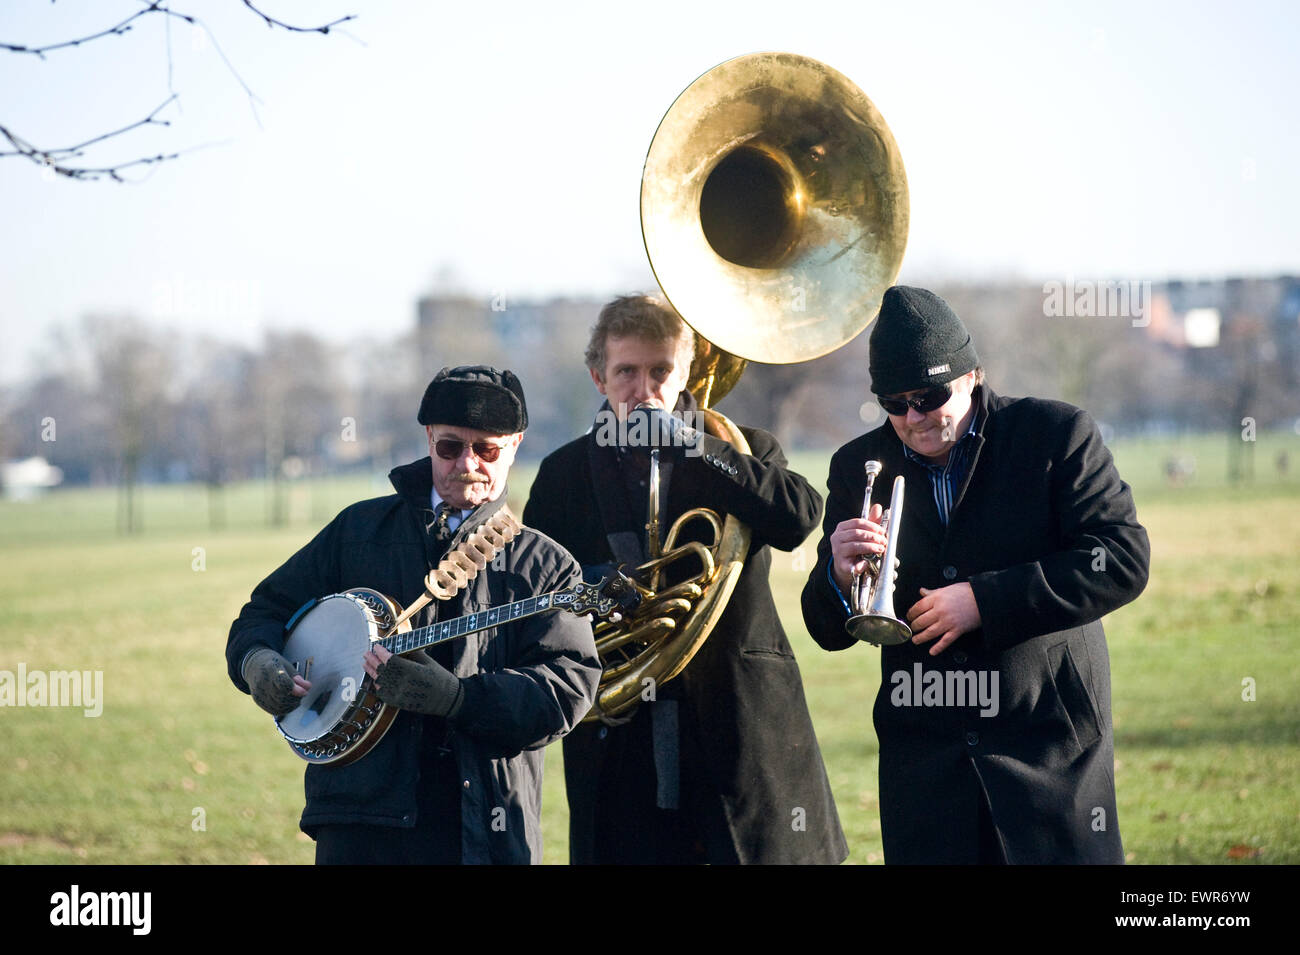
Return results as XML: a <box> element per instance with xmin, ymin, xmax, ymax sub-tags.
<box><xmin>1</xmin><ymin>432</ymin><xmax>1297</xmax><ymax>864</ymax></box>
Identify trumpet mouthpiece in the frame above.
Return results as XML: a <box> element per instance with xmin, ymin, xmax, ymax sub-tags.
<box><xmin>864</xmin><ymin>460</ymin><xmax>882</xmax><ymax>478</ymax></box>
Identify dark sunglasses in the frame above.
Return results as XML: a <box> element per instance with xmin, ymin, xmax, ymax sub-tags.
<box><xmin>877</xmin><ymin>383</ymin><xmax>952</xmax><ymax>417</ymax></box>
<box><xmin>432</xmin><ymin>438</ymin><xmax>506</xmax><ymax>463</ymax></box>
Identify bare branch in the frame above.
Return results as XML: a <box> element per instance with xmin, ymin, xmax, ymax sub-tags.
<box><xmin>239</xmin><ymin>2</ymin><xmax>357</xmax><ymax>35</ymax></box>
<box><xmin>0</xmin><ymin>2</ymin><xmax>195</xmax><ymax>59</ymax></box>
<box><xmin>52</xmin><ymin>150</ymin><xmax>180</xmax><ymax>183</ymax></box>
<box><xmin>164</xmin><ymin>3</ymin><xmax>177</xmax><ymax>98</ymax></box>
<box><xmin>0</xmin><ymin>2</ymin><xmax>358</xmax><ymax>182</ymax></box>
<box><xmin>0</xmin><ymin>97</ymin><xmax>181</xmax><ymax>182</ymax></box>
<box><xmin>193</xmin><ymin>17</ymin><xmax>265</xmax><ymax>127</ymax></box>
<box><xmin>53</xmin><ymin>95</ymin><xmax>175</xmax><ymax>155</ymax></box>
<box><xmin>334</xmin><ymin>26</ymin><xmax>369</xmax><ymax>49</ymax></box>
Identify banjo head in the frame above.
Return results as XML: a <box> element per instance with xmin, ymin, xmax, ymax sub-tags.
<box><xmin>276</xmin><ymin>593</ymin><xmax>380</xmax><ymax>745</ymax></box>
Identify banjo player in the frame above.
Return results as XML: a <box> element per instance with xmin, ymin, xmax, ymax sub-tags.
<box><xmin>226</xmin><ymin>365</ymin><xmax>600</xmax><ymax>865</ymax></box>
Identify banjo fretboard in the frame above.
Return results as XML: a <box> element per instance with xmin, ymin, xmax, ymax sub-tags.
<box><xmin>379</xmin><ymin>591</ymin><xmax>563</xmax><ymax>655</ymax></box>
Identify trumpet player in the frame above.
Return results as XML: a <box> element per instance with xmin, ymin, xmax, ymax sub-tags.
<box><xmin>801</xmin><ymin>286</ymin><xmax>1150</xmax><ymax>864</ymax></box>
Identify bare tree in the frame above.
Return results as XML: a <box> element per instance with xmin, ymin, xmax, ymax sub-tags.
<box><xmin>254</xmin><ymin>331</ymin><xmax>342</xmax><ymax>526</ymax></box>
<box><xmin>0</xmin><ymin>1</ymin><xmax>355</xmax><ymax>181</ymax></box>
<box><xmin>175</xmin><ymin>339</ymin><xmax>263</xmax><ymax>528</ymax></box>
<box><xmin>83</xmin><ymin>316</ymin><xmax>176</xmax><ymax>533</ymax></box>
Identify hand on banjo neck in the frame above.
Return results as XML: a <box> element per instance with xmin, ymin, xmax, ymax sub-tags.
<box><xmin>271</xmin><ymin>569</ymin><xmax>642</xmax><ymax>764</ymax></box>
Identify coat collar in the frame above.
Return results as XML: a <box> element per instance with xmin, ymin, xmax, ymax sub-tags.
<box><xmin>388</xmin><ymin>456</ymin><xmax>510</xmax><ymax>541</ymax></box>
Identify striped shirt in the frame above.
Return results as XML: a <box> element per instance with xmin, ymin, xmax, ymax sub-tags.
<box><xmin>902</xmin><ymin>408</ymin><xmax>980</xmax><ymax>528</ymax></box>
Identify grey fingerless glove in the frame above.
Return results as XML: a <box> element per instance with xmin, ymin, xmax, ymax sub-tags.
<box><xmin>242</xmin><ymin>647</ymin><xmax>300</xmax><ymax>717</ymax></box>
<box><xmin>373</xmin><ymin>653</ymin><xmax>464</xmax><ymax>718</ymax></box>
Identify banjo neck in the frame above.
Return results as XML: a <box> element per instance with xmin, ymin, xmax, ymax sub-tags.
<box><xmin>378</xmin><ymin>591</ymin><xmax>566</xmax><ymax>656</ymax></box>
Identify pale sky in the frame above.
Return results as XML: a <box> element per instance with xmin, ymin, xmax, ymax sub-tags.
<box><xmin>1</xmin><ymin>0</ymin><xmax>1297</xmax><ymax>385</ymax></box>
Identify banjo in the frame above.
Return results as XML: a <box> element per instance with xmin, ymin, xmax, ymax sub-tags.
<box><xmin>275</xmin><ymin>573</ymin><xmax>638</xmax><ymax>765</ymax></box>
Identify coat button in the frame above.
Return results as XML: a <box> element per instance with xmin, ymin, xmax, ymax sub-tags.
<box><xmin>953</xmin><ymin>650</ymin><xmax>968</xmax><ymax>665</ymax></box>
<box><xmin>463</xmin><ymin>779</ymin><xmax>471</xmax><ymax>789</ymax></box>
<box><xmin>598</xmin><ymin>726</ymin><xmax>608</xmax><ymax>740</ymax></box>
<box><xmin>966</xmin><ymin>731</ymin><xmax>979</xmax><ymax>746</ymax></box>
<box><xmin>943</xmin><ymin>565</ymin><xmax>958</xmax><ymax>580</ymax></box>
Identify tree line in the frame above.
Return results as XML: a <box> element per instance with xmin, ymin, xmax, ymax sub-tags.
<box><xmin>1</xmin><ymin>277</ymin><xmax>1295</xmax><ymax>529</ymax></box>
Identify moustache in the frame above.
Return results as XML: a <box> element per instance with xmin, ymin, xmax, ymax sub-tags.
<box><xmin>452</xmin><ymin>473</ymin><xmax>490</xmax><ymax>485</ymax></box>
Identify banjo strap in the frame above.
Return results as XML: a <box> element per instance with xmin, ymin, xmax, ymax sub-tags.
<box><xmin>387</xmin><ymin>505</ymin><xmax>524</xmax><ymax>635</ymax></box>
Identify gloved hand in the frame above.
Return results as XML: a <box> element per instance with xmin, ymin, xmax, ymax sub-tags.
<box><xmin>622</xmin><ymin>403</ymin><xmax>701</xmax><ymax>453</ymax></box>
<box><xmin>365</xmin><ymin>646</ymin><xmax>464</xmax><ymax>718</ymax></box>
<box><xmin>243</xmin><ymin>647</ymin><xmax>307</xmax><ymax>717</ymax></box>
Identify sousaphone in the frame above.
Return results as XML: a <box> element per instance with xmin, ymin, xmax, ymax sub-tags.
<box><xmin>586</xmin><ymin>51</ymin><xmax>909</xmax><ymax>722</ymax></box>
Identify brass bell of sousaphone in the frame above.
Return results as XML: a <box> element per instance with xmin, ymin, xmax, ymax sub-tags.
<box><xmin>585</xmin><ymin>52</ymin><xmax>909</xmax><ymax>722</ymax></box>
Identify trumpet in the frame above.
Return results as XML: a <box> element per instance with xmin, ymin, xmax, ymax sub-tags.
<box><xmin>845</xmin><ymin>461</ymin><xmax>912</xmax><ymax>646</ymax></box>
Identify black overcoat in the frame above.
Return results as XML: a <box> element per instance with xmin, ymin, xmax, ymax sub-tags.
<box><xmin>226</xmin><ymin>457</ymin><xmax>600</xmax><ymax>864</ymax></box>
<box><xmin>801</xmin><ymin>386</ymin><xmax>1150</xmax><ymax>863</ymax></box>
<box><xmin>524</xmin><ymin>423</ymin><xmax>848</xmax><ymax>864</ymax></box>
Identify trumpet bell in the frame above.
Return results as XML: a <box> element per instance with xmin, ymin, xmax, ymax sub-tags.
<box><xmin>845</xmin><ymin>612</ymin><xmax>912</xmax><ymax>647</ymax></box>
<box><xmin>641</xmin><ymin>51</ymin><xmax>909</xmax><ymax>384</ymax></box>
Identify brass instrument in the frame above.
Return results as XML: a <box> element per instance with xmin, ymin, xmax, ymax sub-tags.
<box><xmin>845</xmin><ymin>461</ymin><xmax>912</xmax><ymax>646</ymax></box>
<box><xmin>586</xmin><ymin>52</ymin><xmax>908</xmax><ymax>722</ymax></box>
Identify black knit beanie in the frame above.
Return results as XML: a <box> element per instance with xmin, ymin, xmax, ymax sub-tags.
<box><xmin>868</xmin><ymin>286</ymin><xmax>980</xmax><ymax>395</ymax></box>
<box><xmin>417</xmin><ymin>365</ymin><xmax>528</xmax><ymax>432</ymax></box>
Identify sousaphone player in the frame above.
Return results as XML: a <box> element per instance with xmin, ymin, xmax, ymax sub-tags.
<box><xmin>523</xmin><ymin>294</ymin><xmax>845</xmax><ymax>864</ymax></box>
<box><xmin>524</xmin><ymin>52</ymin><xmax>910</xmax><ymax>864</ymax></box>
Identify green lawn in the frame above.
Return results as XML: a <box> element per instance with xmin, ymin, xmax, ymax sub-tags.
<box><xmin>1</xmin><ymin>432</ymin><xmax>1297</xmax><ymax>863</ymax></box>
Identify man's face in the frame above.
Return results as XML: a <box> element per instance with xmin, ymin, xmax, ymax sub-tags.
<box><xmin>590</xmin><ymin>333</ymin><xmax>692</xmax><ymax>421</ymax></box>
<box><xmin>425</xmin><ymin>424</ymin><xmax>521</xmax><ymax>509</ymax></box>
<box><xmin>882</xmin><ymin>371</ymin><xmax>978</xmax><ymax>464</ymax></box>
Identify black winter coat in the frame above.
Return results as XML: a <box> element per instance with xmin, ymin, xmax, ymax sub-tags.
<box><xmin>226</xmin><ymin>457</ymin><xmax>601</xmax><ymax>864</ymax></box>
<box><xmin>801</xmin><ymin>386</ymin><xmax>1150</xmax><ymax>863</ymax></box>
<box><xmin>524</xmin><ymin>422</ymin><xmax>848</xmax><ymax>864</ymax></box>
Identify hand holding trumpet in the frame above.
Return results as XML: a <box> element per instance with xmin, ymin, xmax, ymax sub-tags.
<box><xmin>838</xmin><ymin>462</ymin><xmax>911</xmax><ymax>645</ymax></box>
<box><xmin>829</xmin><ymin>467</ymin><xmax>981</xmax><ymax>652</ymax></box>
<box><xmin>829</xmin><ymin>504</ymin><xmax>889</xmax><ymax>596</ymax></box>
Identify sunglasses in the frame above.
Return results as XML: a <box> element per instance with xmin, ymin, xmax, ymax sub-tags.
<box><xmin>877</xmin><ymin>383</ymin><xmax>952</xmax><ymax>417</ymax></box>
<box><xmin>431</xmin><ymin>438</ymin><xmax>507</xmax><ymax>463</ymax></box>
